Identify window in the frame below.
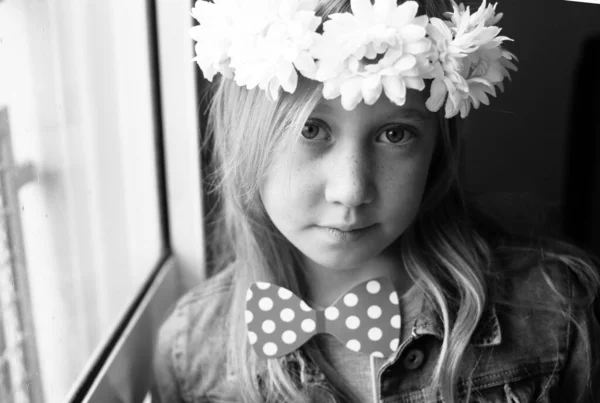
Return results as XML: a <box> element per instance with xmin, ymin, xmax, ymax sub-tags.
<box><xmin>0</xmin><ymin>0</ymin><xmax>183</xmax><ymax>401</ymax></box>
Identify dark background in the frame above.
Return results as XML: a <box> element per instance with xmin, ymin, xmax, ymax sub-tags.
<box><xmin>462</xmin><ymin>0</ymin><xmax>600</xmax><ymax>255</ymax></box>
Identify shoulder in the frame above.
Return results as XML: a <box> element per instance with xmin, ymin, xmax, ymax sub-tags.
<box><xmin>493</xmin><ymin>241</ymin><xmax>599</xmax><ymax>314</ymax></box>
<box><xmin>488</xmin><ymin>242</ymin><xmax>600</xmax><ymax>400</ymax></box>
<box><xmin>488</xmin><ymin>256</ymin><xmax>570</xmax><ymax>364</ymax></box>
<box><xmin>159</xmin><ymin>267</ymin><xmax>233</xmax><ymax>351</ymax></box>
<box><xmin>154</xmin><ymin>267</ymin><xmax>234</xmax><ymax>402</ymax></box>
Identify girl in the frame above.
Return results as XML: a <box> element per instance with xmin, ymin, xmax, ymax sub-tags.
<box><xmin>154</xmin><ymin>0</ymin><xmax>600</xmax><ymax>402</ymax></box>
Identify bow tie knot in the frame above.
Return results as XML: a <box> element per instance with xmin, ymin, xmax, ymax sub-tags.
<box><xmin>245</xmin><ymin>277</ymin><xmax>401</xmax><ymax>359</ymax></box>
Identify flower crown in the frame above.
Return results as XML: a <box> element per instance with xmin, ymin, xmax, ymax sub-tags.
<box><xmin>190</xmin><ymin>0</ymin><xmax>517</xmax><ymax>118</ymax></box>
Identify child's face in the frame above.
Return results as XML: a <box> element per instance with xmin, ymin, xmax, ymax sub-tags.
<box><xmin>260</xmin><ymin>91</ymin><xmax>438</xmax><ymax>271</ymax></box>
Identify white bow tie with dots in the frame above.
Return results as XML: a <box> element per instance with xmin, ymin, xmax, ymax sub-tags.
<box><xmin>245</xmin><ymin>277</ymin><xmax>401</xmax><ymax>359</ymax></box>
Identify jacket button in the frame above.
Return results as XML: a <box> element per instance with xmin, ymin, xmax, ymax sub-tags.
<box><xmin>402</xmin><ymin>348</ymin><xmax>425</xmax><ymax>370</ymax></box>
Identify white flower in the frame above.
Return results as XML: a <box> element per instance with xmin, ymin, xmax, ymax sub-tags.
<box><xmin>190</xmin><ymin>0</ymin><xmax>321</xmax><ymax>101</ymax></box>
<box><xmin>425</xmin><ymin>1</ymin><xmax>517</xmax><ymax>118</ymax></box>
<box><xmin>446</xmin><ymin>0</ymin><xmax>503</xmax><ymax>30</ymax></box>
<box><xmin>233</xmin><ymin>0</ymin><xmax>322</xmax><ymax>101</ymax></box>
<box><xmin>190</xmin><ymin>0</ymin><xmax>517</xmax><ymax>117</ymax></box>
<box><xmin>190</xmin><ymin>0</ymin><xmax>240</xmax><ymax>81</ymax></box>
<box><xmin>313</xmin><ymin>0</ymin><xmax>433</xmax><ymax>111</ymax></box>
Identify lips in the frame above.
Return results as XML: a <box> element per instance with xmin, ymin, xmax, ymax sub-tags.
<box><xmin>321</xmin><ymin>223</ymin><xmax>373</xmax><ymax>232</ymax></box>
<box><xmin>318</xmin><ymin>224</ymin><xmax>376</xmax><ymax>242</ymax></box>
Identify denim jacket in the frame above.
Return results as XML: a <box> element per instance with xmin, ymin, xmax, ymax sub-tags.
<box><xmin>153</xmin><ymin>262</ymin><xmax>600</xmax><ymax>403</ymax></box>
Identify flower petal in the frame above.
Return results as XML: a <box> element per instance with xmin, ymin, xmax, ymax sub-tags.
<box><xmin>362</xmin><ymin>75</ymin><xmax>383</xmax><ymax>105</ymax></box>
<box><xmin>382</xmin><ymin>76</ymin><xmax>407</xmax><ymax>105</ymax></box>
<box><xmin>323</xmin><ymin>80</ymin><xmax>342</xmax><ymax>99</ymax></box>
<box><xmin>294</xmin><ymin>52</ymin><xmax>317</xmax><ymax>77</ymax></box>
<box><xmin>394</xmin><ymin>54</ymin><xmax>417</xmax><ymax>72</ymax></box>
<box><xmin>474</xmin><ymin>26</ymin><xmax>502</xmax><ymax>45</ymax></box>
<box><xmin>471</xmin><ymin>87</ymin><xmax>489</xmax><ymax>107</ymax></box>
<box><xmin>405</xmin><ymin>77</ymin><xmax>425</xmax><ymax>91</ymax></box>
<box><xmin>425</xmin><ymin>78</ymin><xmax>447</xmax><ymax>112</ymax></box>
<box><xmin>354</xmin><ymin>44</ymin><xmax>368</xmax><ymax>60</ymax></box>
<box><xmin>459</xmin><ymin>100</ymin><xmax>471</xmax><ymax>118</ymax></box>
<box><xmin>199</xmin><ymin>64</ymin><xmax>217</xmax><ymax>82</ymax></box>
<box><xmin>500</xmin><ymin>57</ymin><xmax>518</xmax><ymax>72</ymax></box>
<box><xmin>340</xmin><ymin>78</ymin><xmax>364</xmax><ymax>110</ymax></box>
<box><xmin>276</xmin><ymin>62</ymin><xmax>295</xmax><ymax>89</ymax></box>
<box><xmin>400</xmin><ymin>25</ymin><xmax>427</xmax><ymax>42</ymax></box>
<box><xmin>374</xmin><ymin>0</ymin><xmax>397</xmax><ymax>22</ymax></box>
<box><xmin>316</xmin><ymin>59</ymin><xmax>342</xmax><ymax>82</ymax></box>
<box><xmin>350</xmin><ymin>0</ymin><xmax>374</xmax><ymax>23</ymax></box>
<box><xmin>427</xmin><ymin>18</ymin><xmax>453</xmax><ymax>43</ymax></box>
<box><xmin>482</xmin><ymin>64</ymin><xmax>504</xmax><ymax>83</ymax></box>
<box><xmin>278</xmin><ymin>0</ymin><xmax>296</xmax><ymax>20</ymax></box>
<box><xmin>268</xmin><ymin>77</ymin><xmax>281</xmax><ymax>101</ymax></box>
<box><xmin>403</xmin><ymin>38</ymin><xmax>431</xmax><ymax>55</ymax></box>
<box><xmin>390</xmin><ymin>1</ymin><xmax>419</xmax><ymax>28</ymax></box>
<box><xmin>189</xmin><ymin>25</ymin><xmax>203</xmax><ymax>40</ymax></box>
<box><xmin>444</xmin><ymin>96</ymin><xmax>459</xmax><ymax>118</ymax></box>
<box><xmin>282</xmin><ymin>69</ymin><xmax>299</xmax><ymax>94</ymax></box>
<box><xmin>283</xmin><ymin>45</ymin><xmax>300</xmax><ymax>62</ymax></box>
<box><xmin>364</xmin><ymin>45</ymin><xmax>378</xmax><ymax>59</ymax></box>
<box><xmin>412</xmin><ymin>15</ymin><xmax>429</xmax><ymax>28</ymax></box>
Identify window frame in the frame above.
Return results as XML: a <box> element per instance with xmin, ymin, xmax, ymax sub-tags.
<box><xmin>66</xmin><ymin>0</ymin><xmax>205</xmax><ymax>401</ymax></box>
<box><xmin>0</xmin><ymin>107</ymin><xmax>44</xmax><ymax>403</ymax></box>
<box><xmin>75</xmin><ymin>256</ymin><xmax>179</xmax><ymax>403</ymax></box>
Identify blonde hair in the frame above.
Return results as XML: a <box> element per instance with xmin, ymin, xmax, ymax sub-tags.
<box><xmin>200</xmin><ymin>1</ymin><xmax>600</xmax><ymax>402</ymax></box>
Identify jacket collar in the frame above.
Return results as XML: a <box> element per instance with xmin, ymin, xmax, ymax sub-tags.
<box><xmin>411</xmin><ymin>292</ymin><xmax>502</xmax><ymax>347</ymax></box>
<box><xmin>280</xmin><ymin>287</ymin><xmax>503</xmax><ymax>395</ymax></box>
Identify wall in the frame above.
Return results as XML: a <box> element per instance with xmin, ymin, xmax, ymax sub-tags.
<box><xmin>464</xmin><ymin>0</ymin><xmax>600</xmax><ymax>235</ymax></box>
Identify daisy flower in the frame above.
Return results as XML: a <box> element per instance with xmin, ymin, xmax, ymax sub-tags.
<box><xmin>313</xmin><ymin>0</ymin><xmax>433</xmax><ymax>111</ymax></box>
<box><xmin>190</xmin><ymin>0</ymin><xmax>241</xmax><ymax>81</ymax></box>
<box><xmin>191</xmin><ymin>0</ymin><xmax>322</xmax><ymax>101</ymax></box>
<box><xmin>425</xmin><ymin>1</ymin><xmax>518</xmax><ymax>118</ymax></box>
<box><xmin>189</xmin><ymin>0</ymin><xmax>517</xmax><ymax>117</ymax></box>
<box><xmin>446</xmin><ymin>0</ymin><xmax>503</xmax><ymax>31</ymax></box>
<box><xmin>227</xmin><ymin>0</ymin><xmax>322</xmax><ymax>101</ymax></box>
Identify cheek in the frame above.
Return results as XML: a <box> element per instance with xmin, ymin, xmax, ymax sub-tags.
<box><xmin>382</xmin><ymin>164</ymin><xmax>427</xmax><ymax>213</ymax></box>
<box><xmin>260</xmin><ymin>148</ymin><xmax>321</xmax><ymax>226</ymax></box>
<box><xmin>379</xmin><ymin>144</ymin><xmax>435</xmax><ymax>219</ymax></box>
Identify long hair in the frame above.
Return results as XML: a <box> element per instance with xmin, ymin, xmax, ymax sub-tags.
<box><xmin>201</xmin><ymin>1</ymin><xmax>600</xmax><ymax>402</ymax></box>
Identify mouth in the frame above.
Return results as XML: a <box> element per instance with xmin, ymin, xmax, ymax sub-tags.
<box><xmin>319</xmin><ymin>224</ymin><xmax>376</xmax><ymax>242</ymax></box>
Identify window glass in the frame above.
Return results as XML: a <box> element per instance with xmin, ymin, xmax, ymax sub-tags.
<box><xmin>0</xmin><ymin>1</ymin><xmax>164</xmax><ymax>402</ymax></box>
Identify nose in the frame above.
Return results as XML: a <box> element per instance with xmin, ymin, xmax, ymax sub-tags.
<box><xmin>324</xmin><ymin>145</ymin><xmax>375</xmax><ymax>208</ymax></box>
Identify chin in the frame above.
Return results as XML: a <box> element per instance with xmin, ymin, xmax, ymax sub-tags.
<box><xmin>302</xmin><ymin>246</ymin><xmax>385</xmax><ymax>271</ymax></box>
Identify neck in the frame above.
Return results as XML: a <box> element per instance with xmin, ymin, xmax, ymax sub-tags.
<box><xmin>302</xmin><ymin>246</ymin><xmax>414</xmax><ymax>308</ymax></box>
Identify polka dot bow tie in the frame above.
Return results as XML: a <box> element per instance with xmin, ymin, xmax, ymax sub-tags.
<box><xmin>245</xmin><ymin>277</ymin><xmax>401</xmax><ymax>359</ymax></box>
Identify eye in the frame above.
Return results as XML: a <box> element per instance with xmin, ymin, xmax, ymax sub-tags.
<box><xmin>301</xmin><ymin>121</ymin><xmax>329</xmax><ymax>141</ymax></box>
<box><xmin>376</xmin><ymin>126</ymin><xmax>416</xmax><ymax>146</ymax></box>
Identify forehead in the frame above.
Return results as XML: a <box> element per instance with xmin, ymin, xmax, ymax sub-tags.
<box><xmin>310</xmin><ymin>90</ymin><xmax>433</xmax><ymax>121</ymax></box>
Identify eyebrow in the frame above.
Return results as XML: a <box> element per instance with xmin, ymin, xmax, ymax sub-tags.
<box><xmin>387</xmin><ymin>107</ymin><xmax>431</xmax><ymax>121</ymax></box>
<box><xmin>312</xmin><ymin>102</ymin><xmax>431</xmax><ymax>121</ymax></box>
<box><xmin>312</xmin><ymin>101</ymin><xmax>333</xmax><ymax>112</ymax></box>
